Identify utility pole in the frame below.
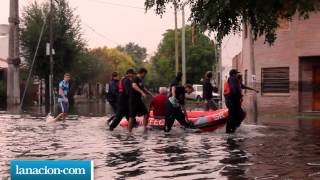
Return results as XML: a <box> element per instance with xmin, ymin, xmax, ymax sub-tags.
<box><xmin>191</xmin><ymin>24</ymin><xmax>196</xmax><ymax>46</ymax></box>
<box><xmin>7</xmin><ymin>0</ymin><xmax>21</xmax><ymax>108</ymax></box>
<box><xmin>49</xmin><ymin>0</ymin><xmax>54</xmax><ymax>113</ymax></box>
<box><xmin>249</xmin><ymin>24</ymin><xmax>258</xmax><ymax>121</ymax></box>
<box><xmin>174</xmin><ymin>1</ymin><xmax>179</xmax><ymax>74</ymax></box>
<box><xmin>181</xmin><ymin>4</ymin><xmax>186</xmax><ymax>85</ymax></box>
<box><xmin>216</xmin><ymin>44</ymin><xmax>223</xmax><ymax>108</ymax></box>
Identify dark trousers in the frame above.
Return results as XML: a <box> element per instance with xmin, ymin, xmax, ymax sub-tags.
<box><xmin>109</xmin><ymin>99</ymin><xmax>129</xmax><ymax>130</ymax></box>
<box><xmin>109</xmin><ymin>100</ymin><xmax>118</xmax><ymax>114</ymax></box>
<box><xmin>225</xmin><ymin>96</ymin><xmax>241</xmax><ymax>133</ymax></box>
<box><xmin>164</xmin><ymin>101</ymin><xmax>189</xmax><ymax>132</ymax></box>
<box><xmin>107</xmin><ymin>98</ymin><xmax>118</xmax><ymax>123</ymax></box>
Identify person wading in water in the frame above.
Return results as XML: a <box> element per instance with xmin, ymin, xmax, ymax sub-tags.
<box><xmin>128</xmin><ymin>68</ymin><xmax>153</xmax><ymax>133</ymax></box>
<box><xmin>106</xmin><ymin>72</ymin><xmax>119</xmax><ymax>124</ymax></box>
<box><xmin>109</xmin><ymin>69</ymin><xmax>135</xmax><ymax>131</ymax></box>
<box><xmin>224</xmin><ymin>69</ymin><xmax>242</xmax><ymax>133</ymax></box>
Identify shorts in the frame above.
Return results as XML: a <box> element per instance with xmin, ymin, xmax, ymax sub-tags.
<box><xmin>59</xmin><ymin>101</ymin><xmax>69</xmax><ymax>113</ymax></box>
<box><xmin>129</xmin><ymin>98</ymin><xmax>148</xmax><ymax>117</ymax></box>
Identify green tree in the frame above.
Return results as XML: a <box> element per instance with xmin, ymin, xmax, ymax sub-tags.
<box><xmin>20</xmin><ymin>0</ymin><xmax>86</xmax><ymax>107</ymax></box>
<box><xmin>149</xmin><ymin>26</ymin><xmax>215</xmax><ymax>87</ymax></box>
<box><xmin>145</xmin><ymin>0</ymin><xmax>320</xmax><ymax>44</ymax></box>
<box><xmin>117</xmin><ymin>42</ymin><xmax>147</xmax><ymax>66</ymax></box>
<box><xmin>90</xmin><ymin>47</ymin><xmax>136</xmax><ymax>79</ymax></box>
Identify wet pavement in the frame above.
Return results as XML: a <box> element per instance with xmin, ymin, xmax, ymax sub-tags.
<box><xmin>1</xmin><ymin>101</ymin><xmax>320</xmax><ymax>179</ymax></box>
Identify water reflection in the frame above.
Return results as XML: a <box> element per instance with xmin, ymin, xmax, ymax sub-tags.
<box><xmin>219</xmin><ymin>138</ymin><xmax>248</xmax><ymax>178</ymax></box>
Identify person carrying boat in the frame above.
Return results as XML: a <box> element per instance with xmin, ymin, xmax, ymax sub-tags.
<box><xmin>202</xmin><ymin>71</ymin><xmax>218</xmax><ymax>111</ymax></box>
<box><xmin>164</xmin><ymin>83</ymin><xmax>194</xmax><ymax>132</ymax></box>
<box><xmin>237</xmin><ymin>74</ymin><xmax>259</xmax><ymax>93</ymax></box>
<box><xmin>109</xmin><ymin>69</ymin><xmax>135</xmax><ymax>131</ymax></box>
<box><xmin>106</xmin><ymin>72</ymin><xmax>119</xmax><ymax>124</ymax></box>
<box><xmin>54</xmin><ymin>73</ymin><xmax>71</xmax><ymax>121</ymax></box>
<box><xmin>128</xmin><ymin>68</ymin><xmax>153</xmax><ymax>133</ymax></box>
<box><xmin>149</xmin><ymin>87</ymin><xmax>168</xmax><ymax>118</ymax></box>
<box><xmin>224</xmin><ymin>69</ymin><xmax>242</xmax><ymax>133</ymax></box>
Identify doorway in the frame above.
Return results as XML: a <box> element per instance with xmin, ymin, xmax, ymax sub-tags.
<box><xmin>313</xmin><ymin>66</ymin><xmax>320</xmax><ymax>111</ymax></box>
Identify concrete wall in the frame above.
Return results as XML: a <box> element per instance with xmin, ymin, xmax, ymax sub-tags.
<box><xmin>241</xmin><ymin>13</ymin><xmax>320</xmax><ymax>113</ymax></box>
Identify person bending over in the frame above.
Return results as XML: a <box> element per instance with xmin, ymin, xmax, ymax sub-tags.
<box><xmin>164</xmin><ymin>84</ymin><xmax>194</xmax><ymax>132</ymax></box>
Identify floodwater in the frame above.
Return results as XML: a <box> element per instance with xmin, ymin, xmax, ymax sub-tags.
<box><xmin>1</xmin><ymin>101</ymin><xmax>320</xmax><ymax>179</ymax></box>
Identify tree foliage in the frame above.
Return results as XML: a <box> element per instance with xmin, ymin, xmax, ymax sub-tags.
<box><xmin>90</xmin><ymin>47</ymin><xmax>136</xmax><ymax>82</ymax></box>
<box><xmin>149</xmin><ymin>26</ymin><xmax>216</xmax><ymax>87</ymax></box>
<box><xmin>145</xmin><ymin>0</ymin><xmax>320</xmax><ymax>44</ymax></box>
<box><xmin>117</xmin><ymin>42</ymin><xmax>147</xmax><ymax>66</ymax></box>
<box><xmin>21</xmin><ymin>0</ymin><xmax>85</xmax><ymax>80</ymax></box>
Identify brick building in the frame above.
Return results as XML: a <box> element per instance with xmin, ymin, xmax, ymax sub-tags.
<box><xmin>234</xmin><ymin>13</ymin><xmax>320</xmax><ymax>113</ymax></box>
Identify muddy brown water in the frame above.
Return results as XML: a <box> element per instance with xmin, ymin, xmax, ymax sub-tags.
<box><xmin>1</xmin><ymin>101</ymin><xmax>320</xmax><ymax>179</ymax></box>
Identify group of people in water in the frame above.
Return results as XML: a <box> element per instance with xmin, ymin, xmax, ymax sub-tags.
<box><xmin>54</xmin><ymin>67</ymin><xmax>258</xmax><ymax>134</ymax></box>
<box><xmin>106</xmin><ymin>68</ymin><xmax>194</xmax><ymax>133</ymax></box>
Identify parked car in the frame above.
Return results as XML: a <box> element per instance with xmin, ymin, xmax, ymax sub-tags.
<box><xmin>185</xmin><ymin>84</ymin><xmax>219</xmax><ymax>101</ymax></box>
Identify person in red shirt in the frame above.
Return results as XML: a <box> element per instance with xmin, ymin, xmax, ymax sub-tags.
<box><xmin>149</xmin><ymin>87</ymin><xmax>168</xmax><ymax>118</ymax></box>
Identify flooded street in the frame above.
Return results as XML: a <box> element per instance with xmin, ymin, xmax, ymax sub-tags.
<box><xmin>1</xmin><ymin>102</ymin><xmax>320</xmax><ymax>179</ymax></box>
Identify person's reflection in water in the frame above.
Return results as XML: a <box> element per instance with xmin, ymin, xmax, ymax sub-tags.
<box><xmin>105</xmin><ymin>134</ymin><xmax>145</xmax><ymax>179</ymax></box>
<box><xmin>219</xmin><ymin>137</ymin><xmax>249</xmax><ymax>179</ymax></box>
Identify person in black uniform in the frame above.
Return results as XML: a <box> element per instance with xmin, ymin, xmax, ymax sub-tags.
<box><xmin>164</xmin><ymin>83</ymin><xmax>194</xmax><ymax>132</ymax></box>
<box><xmin>169</xmin><ymin>72</ymin><xmax>183</xmax><ymax>97</ymax></box>
<box><xmin>128</xmin><ymin>68</ymin><xmax>153</xmax><ymax>133</ymax></box>
<box><xmin>106</xmin><ymin>72</ymin><xmax>119</xmax><ymax>124</ymax></box>
<box><xmin>202</xmin><ymin>71</ymin><xmax>218</xmax><ymax>111</ymax></box>
<box><xmin>224</xmin><ymin>69</ymin><xmax>242</xmax><ymax>133</ymax></box>
<box><xmin>109</xmin><ymin>69</ymin><xmax>135</xmax><ymax>131</ymax></box>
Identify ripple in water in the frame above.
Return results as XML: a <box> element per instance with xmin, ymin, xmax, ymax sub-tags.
<box><xmin>1</xmin><ymin>113</ymin><xmax>320</xmax><ymax>179</ymax></box>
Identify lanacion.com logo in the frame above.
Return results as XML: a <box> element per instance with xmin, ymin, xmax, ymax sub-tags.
<box><xmin>11</xmin><ymin>160</ymin><xmax>93</xmax><ymax>180</ymax></box>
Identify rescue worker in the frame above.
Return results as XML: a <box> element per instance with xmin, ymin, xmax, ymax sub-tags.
<box><xmin>164</xmin><ymin>84</ymin><xmax>194</xmax><ymax>132</ymax></box>
<box><xmin>106</xmin><ymin>72</ymin><xmax>119</xmax><ymax>124</ymax></box>
<box><xmin>224</xmin><ymin>69</ymin><xmax>242</xmax><ymax>133</ymax></box>
<box><xmin>128</xmin><ymin>68</ymin><xmax>153</xmax><ymax>133</ymax></box>
<box><xmin>109</xmin><ymin>69</ymin><xmax>135</xmax><ymax>131</ymax></box>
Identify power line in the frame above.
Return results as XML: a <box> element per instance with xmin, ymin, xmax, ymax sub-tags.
<box><xmin>87</xmin><ymin>0</ymin><xmax>145</xmax><ymax>10</ymax></box>
<box><xmin>82</xmin><ymin>22</ymin><xmax>120</xmax><ymax>45</ymax></box>
<box><xmin>86</xmin><ymin>0</ymin><xmax>175</xmax><ymax>14</ymax></box>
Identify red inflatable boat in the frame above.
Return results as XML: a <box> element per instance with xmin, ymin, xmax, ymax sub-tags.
<box><xmin>119</xmin><ymin>109</ymin><xmax>229</xmax><ymax>132</ymax></box>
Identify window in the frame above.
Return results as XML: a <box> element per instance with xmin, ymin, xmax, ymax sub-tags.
<box><xmin>261</xmin><ymin>67</ymin><xmax>289</xmax><ymax>93</ymax></box>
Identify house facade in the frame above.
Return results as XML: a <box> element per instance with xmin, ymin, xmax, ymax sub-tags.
<box><xmin>235</xmin><ymin>13</ymin><xmax>320</xmax><ymax>113</ymax></box>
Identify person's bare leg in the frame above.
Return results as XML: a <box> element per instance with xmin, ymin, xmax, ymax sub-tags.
<box><xmin>54</xmin><ymin>113</ymin><xmax>64</xmax><ymax>122</ymax></box>
<box><xmin>62</xmin><ymin>113</ymin><xmax>67</xmax><ymax>122</ymax></box>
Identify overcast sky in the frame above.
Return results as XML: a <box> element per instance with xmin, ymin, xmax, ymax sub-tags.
<box><xmin>0</xmin><ymin>0</ymin><xmax>241</xmax><ymax>64</ymax></box>
<box><xmin>0</xmin><ymin>0</ymin><xmax>190</xmax><ymax>55</ymax></box>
